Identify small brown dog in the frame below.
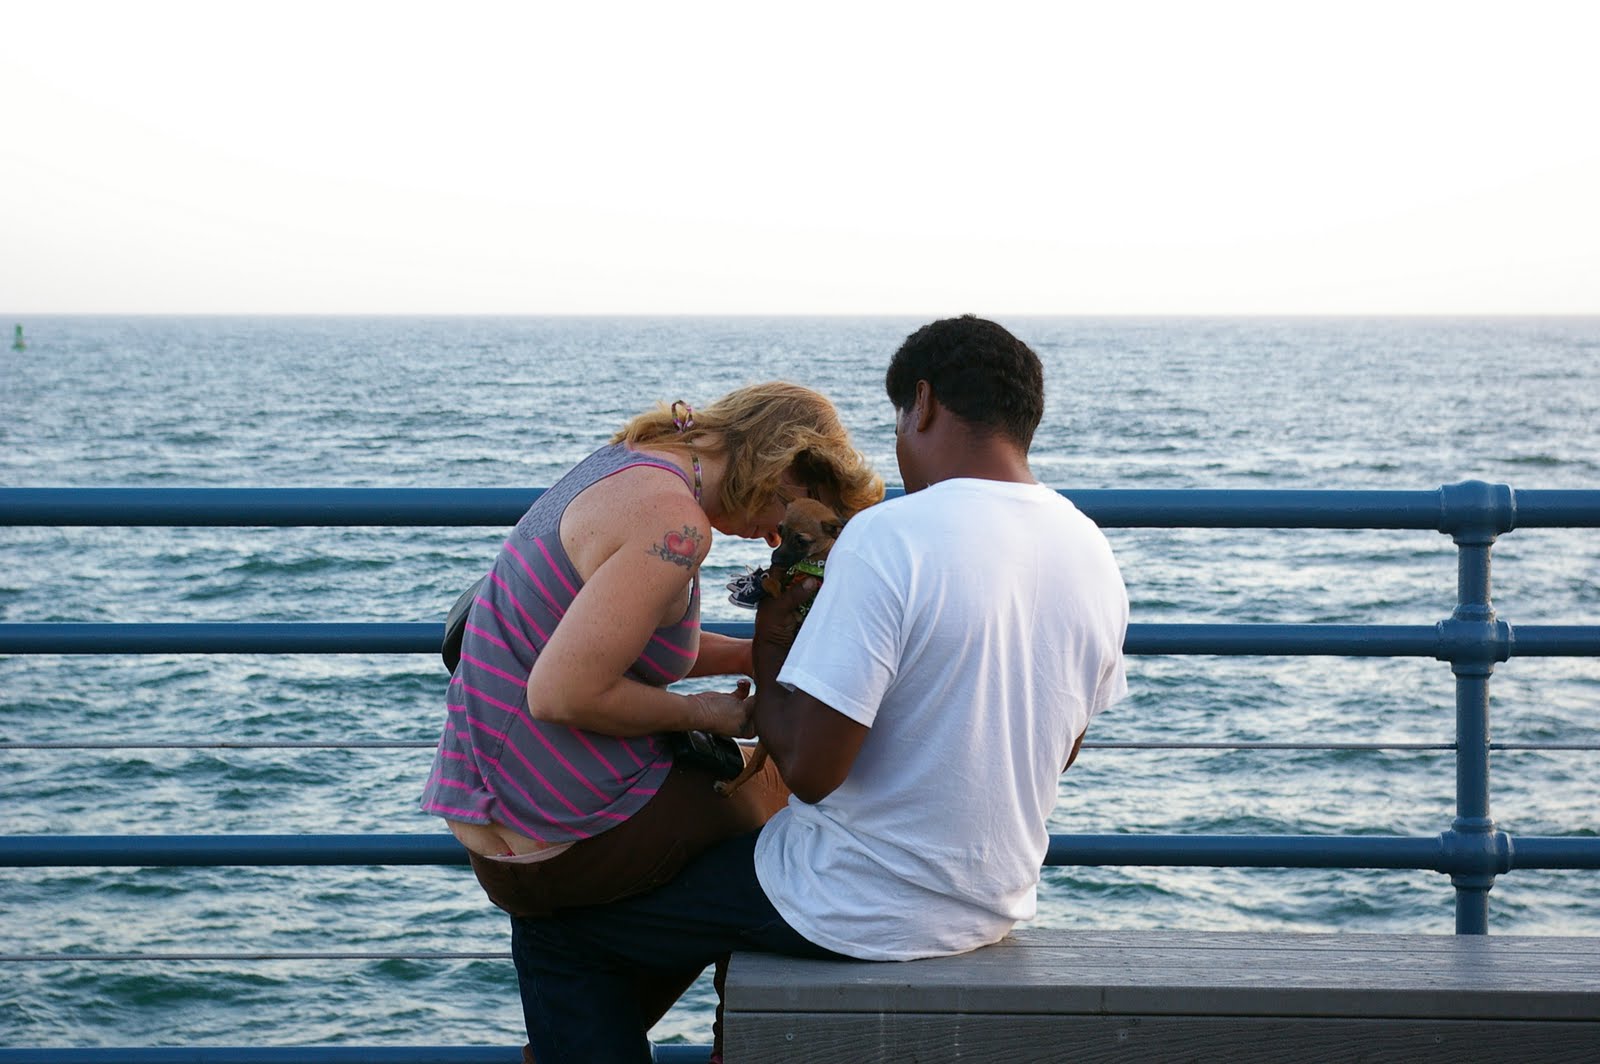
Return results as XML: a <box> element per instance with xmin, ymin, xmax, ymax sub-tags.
<box><xmin>716</xmin><ymin>497</ymin><xmax>843</xmax><ymax>797</ymax></box>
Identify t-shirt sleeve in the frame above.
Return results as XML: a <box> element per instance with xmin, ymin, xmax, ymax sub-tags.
<box><xmin>1092</xmin><ymin>651</ymin><xmax>1128</xmax><ymax>715</ymax></box>
<box><xmin>775</xmin><ymin>538</ymin><xmax>902</xmax><ymax>729</ymax></box>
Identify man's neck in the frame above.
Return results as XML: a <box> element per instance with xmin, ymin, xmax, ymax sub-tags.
<box><xmin>926</xmin><ymin>432</ymin><xmax>1034</xmax><ymax>487</ymax></box>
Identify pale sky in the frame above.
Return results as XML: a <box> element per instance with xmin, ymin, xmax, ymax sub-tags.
<box><xmin>3</xmin><ymin>0</ymin><xmax>1597</xmax><ymax>315</ymax></box>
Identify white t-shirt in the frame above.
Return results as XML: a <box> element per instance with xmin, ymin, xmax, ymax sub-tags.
<box><xmin>754</xmin><ymin>478</ymin><xmax>1129</xmax><ymax>961</ymax></box>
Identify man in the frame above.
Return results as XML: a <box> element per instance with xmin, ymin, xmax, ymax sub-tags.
<box><xmin>511</xmin><ymin>315</ymin><xmax>1130</xmax><ymax>1062</ymax></box>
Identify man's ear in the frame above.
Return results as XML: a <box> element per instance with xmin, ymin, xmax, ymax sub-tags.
<box><xmin>913</xmin><ymin>379</ymin><xmax>936</xmax><ymax>432</ymax></box>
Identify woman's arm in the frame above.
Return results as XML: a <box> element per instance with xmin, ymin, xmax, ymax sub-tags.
<box><xmin>688</xmin><ymin>631</ymin><xmax>753</xmax><ymax>679</ymax></box>
<box><xmin>524</xmin><ymin>488</ymin><xmax>749</xmax><ymax>738</ymax></box>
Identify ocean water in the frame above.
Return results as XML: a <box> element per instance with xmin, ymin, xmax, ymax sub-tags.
<box><xmin>1</xmin><ymin>315</ymin><xmax>1597</xmax><ymax>1050</ymax></box>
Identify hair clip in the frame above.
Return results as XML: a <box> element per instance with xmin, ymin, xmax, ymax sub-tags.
<box><xmin>670</xmin><ymin>400</ymin><xmax>695</xmax><ymax>432</ymax></box>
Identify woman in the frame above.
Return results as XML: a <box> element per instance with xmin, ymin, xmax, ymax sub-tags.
<box><xmin>421</xmin><ymin>381</ymin><xmax>882</xmax><ymax>923</ymax></box>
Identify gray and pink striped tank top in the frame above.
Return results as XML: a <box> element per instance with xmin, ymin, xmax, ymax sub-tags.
<box><xmin>419</xmin><ymin>444</ymin><xmax>700</xmax><ymax>844</ymax></box>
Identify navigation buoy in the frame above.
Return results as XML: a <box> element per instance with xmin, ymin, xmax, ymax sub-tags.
<box><xmin>11</xmin><ymin>324</ymin><xmax>23</xmax><ymax>351</ymax></box>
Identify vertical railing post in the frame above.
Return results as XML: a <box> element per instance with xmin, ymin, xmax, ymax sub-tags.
<box><xmin>1437</xmin><ymin>481</ymin><xmax>1516</xmax><ymax>934</ymax></box>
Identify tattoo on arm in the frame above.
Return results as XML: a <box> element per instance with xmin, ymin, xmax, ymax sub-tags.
<box><xmin>648</xmin><ymin>525</ymin><xmax>703</xmax><ymax>570</ymax></box>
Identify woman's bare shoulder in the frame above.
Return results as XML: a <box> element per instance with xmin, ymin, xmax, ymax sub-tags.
<box><xmin>561</xmin><ymin>462</ymin><xmax>709</xmax><ymax>578</ymax></box>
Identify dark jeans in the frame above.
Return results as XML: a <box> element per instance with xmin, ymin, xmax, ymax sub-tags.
<box><xmin>509</xmin><ymin>829</ymin><xmax>845</xmax><ymax>1064</ymax></box>
<box><xmin>470</xmin><ymin>755</ymin><xmax>789</xmax><ymax>919</ymax></box>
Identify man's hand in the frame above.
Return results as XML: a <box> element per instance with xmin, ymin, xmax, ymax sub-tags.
<box><xmin>747</xmin><ymin>576</ymin><xmax>868</xmax><ymax>803</ymax></box>
<box><xmin>752</xmin><ymin>576</ymin><xmax>820</xmax><ymax>687</ymax></box>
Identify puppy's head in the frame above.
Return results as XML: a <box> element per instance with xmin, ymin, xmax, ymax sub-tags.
<box><xmin>769</xmin><ymin>497</ymin><xmax>843</xmax><ymax>573</ymax></box>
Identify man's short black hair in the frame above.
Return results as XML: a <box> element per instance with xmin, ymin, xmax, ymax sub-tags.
<box><xmin>885</xmin><ymin>315</ymin><xmax>1045</xmax><ymax>449</ymax></box>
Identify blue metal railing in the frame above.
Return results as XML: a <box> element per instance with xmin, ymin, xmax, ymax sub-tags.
<box><xmin>3</xmin><ymin>481</ymin><xmax>1599</xmax><ymax>1064</ymax></box>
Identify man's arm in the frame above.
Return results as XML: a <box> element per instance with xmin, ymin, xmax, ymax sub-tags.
<box><xmin>1065</xmin><ymin>729</ymin><xmax>1087</xmax><ymax>773</ymax></box>
<box><xmin>750</xmin><ymin>578</ymin><xmax>868</xmax><ymax>804</ymax></box>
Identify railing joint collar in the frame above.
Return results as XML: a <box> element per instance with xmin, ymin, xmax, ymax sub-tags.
<box><xmin>1439</xmin><ymin>825</ymin><xmax>1513</xmax><ymax>878</ymax></box>
<box><xmin>1437</xmin><ymin>480</ymin><xmax>1517</xmax><ymax>543</ymax></box>
<box><xmin>1434</xmin><ymin>618</ymin><xmax>1513</xmax><ymax>669</ymax></box>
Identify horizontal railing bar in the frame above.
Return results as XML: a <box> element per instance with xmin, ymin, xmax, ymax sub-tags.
<box><xmin>1046</xmin><ymin>834</ymin><xmax>1446</xmax><ymax>869</ymax></box>
<box><xmin>5</xmin><ymin>621</ymin><xmax>1596</xmax><ymax>657</ymax></box>
<box><xmin>1509</xmin><ymin>837</ymin><xmax>1600</xmax><ymax>869</ymax></box>
<box><xmin>0</xmin><ymin>622</ymin><xmax>438</xmax><ymax>654</ymax></box>
<box><xmin>1512</xmin><ymin>625</ymin><xmax>1600</xmax><ymax>656</ymax></box>
<box><xmin>1044</xmin><ymin>834</ymin><xmax>1600</xmax><ymax>872</ymax></box>
<box><xmin>1487</xmin><ymin>742</ymin><xmax>1600</xmax><ymax>751</ymax></box>
<box><xmin>0</xmin><ymin>740</ymin><xmax>441</xmax><ymax>750</ymax></box>
<box><xmin>0</xmin><ymin>740</ymin><xmax>1472</xmax><ymax>752</ymax></box>
<box><xmin>9</xmin><ymin>738</ymin><xmax>1597</xmax><ymax>752</ymax></box>
<box><xmin>0</xmin><ymin>1052</ymin><xmax>530</xmax><ymax>1064</ymax></box>
<box><xmin>1089</xmin><ymin>741</ymin><xmax>1600</xmax><ymax>752</ymax></box>
<box><xmin>1508</xmin><ymin>488</ymin><xmax>1600</xmax><ymax>527</ymax></box>
<box><xmin>0</xmin><ymin>1049</ymin><xmax>710</xmax><ymax>1064</ymax></box>
<box><xmin>0</xmin><ymin>950</ymin><xmax>508</xmax><ymax>962</ymax></box>
<box><xmin>6</xmin><ymin>485</ymin><xmax>1598</xmax><ymax>529</ymax></box>
<box><xmin>1071</xmin><ymin>487</ymin><xmax>1600</xmax><ymax>529</ymax></box>
<box><xmin>1082</xmin><ymin>741</ymin><xmax>1458</xmax><ymax>751</ymax></box>
<box><xmin>0</xmin><ymin>487</ymin><xmax>549</xmax><ymax>527</ymax></box>
<box><xmin>1135</xmin><ymin>623</ymin><xmax>1441</xmax><ymax>656</ymax></box>
<box><xmin>6</xmin><ymin>832</ymin><xmax>1598</xmax><ymax>871</ymax></box>
<box><xmin>1070</xmin><ymin>489</ymin><xmax>1443</xmax><ymax>528</ymax></box>
<box><xmin>0</xmin><ymin>834</ymin><xmax>471</xmax><ymax>866</ymax></box>
<box><xmin>13</xmin><ymin>740</ymin><xmax>1599</xmax><ymax>756</ymax></box>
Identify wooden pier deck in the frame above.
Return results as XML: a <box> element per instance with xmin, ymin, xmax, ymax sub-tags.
<box><xmin>724</xmin><ymin>929</ymin><xmax>1600</xmax><ymax>1062</ymax></box>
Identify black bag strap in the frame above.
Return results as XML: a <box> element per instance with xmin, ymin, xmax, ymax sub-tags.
<box><xmin>442</xmin><ymin>574</ymin><xmax>489</xmax><ymax>674</ymax></box>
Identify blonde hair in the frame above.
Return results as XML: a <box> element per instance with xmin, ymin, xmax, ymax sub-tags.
<box><xmin>612</xmin><ymin>381</ymin><xmax>884</xmax><ymax>521</ymax></box>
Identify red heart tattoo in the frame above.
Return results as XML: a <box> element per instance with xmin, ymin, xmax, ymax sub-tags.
<box><xmin>651</xmin><ymin>526</ymin><xmax>701</xmax><ymax>570</ymax></box>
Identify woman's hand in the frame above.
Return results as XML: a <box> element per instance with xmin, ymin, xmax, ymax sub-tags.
<box><xmin>689</xmin><ymin>680</ymin><xmax>755</xmax><ymax>738</ymax></box>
